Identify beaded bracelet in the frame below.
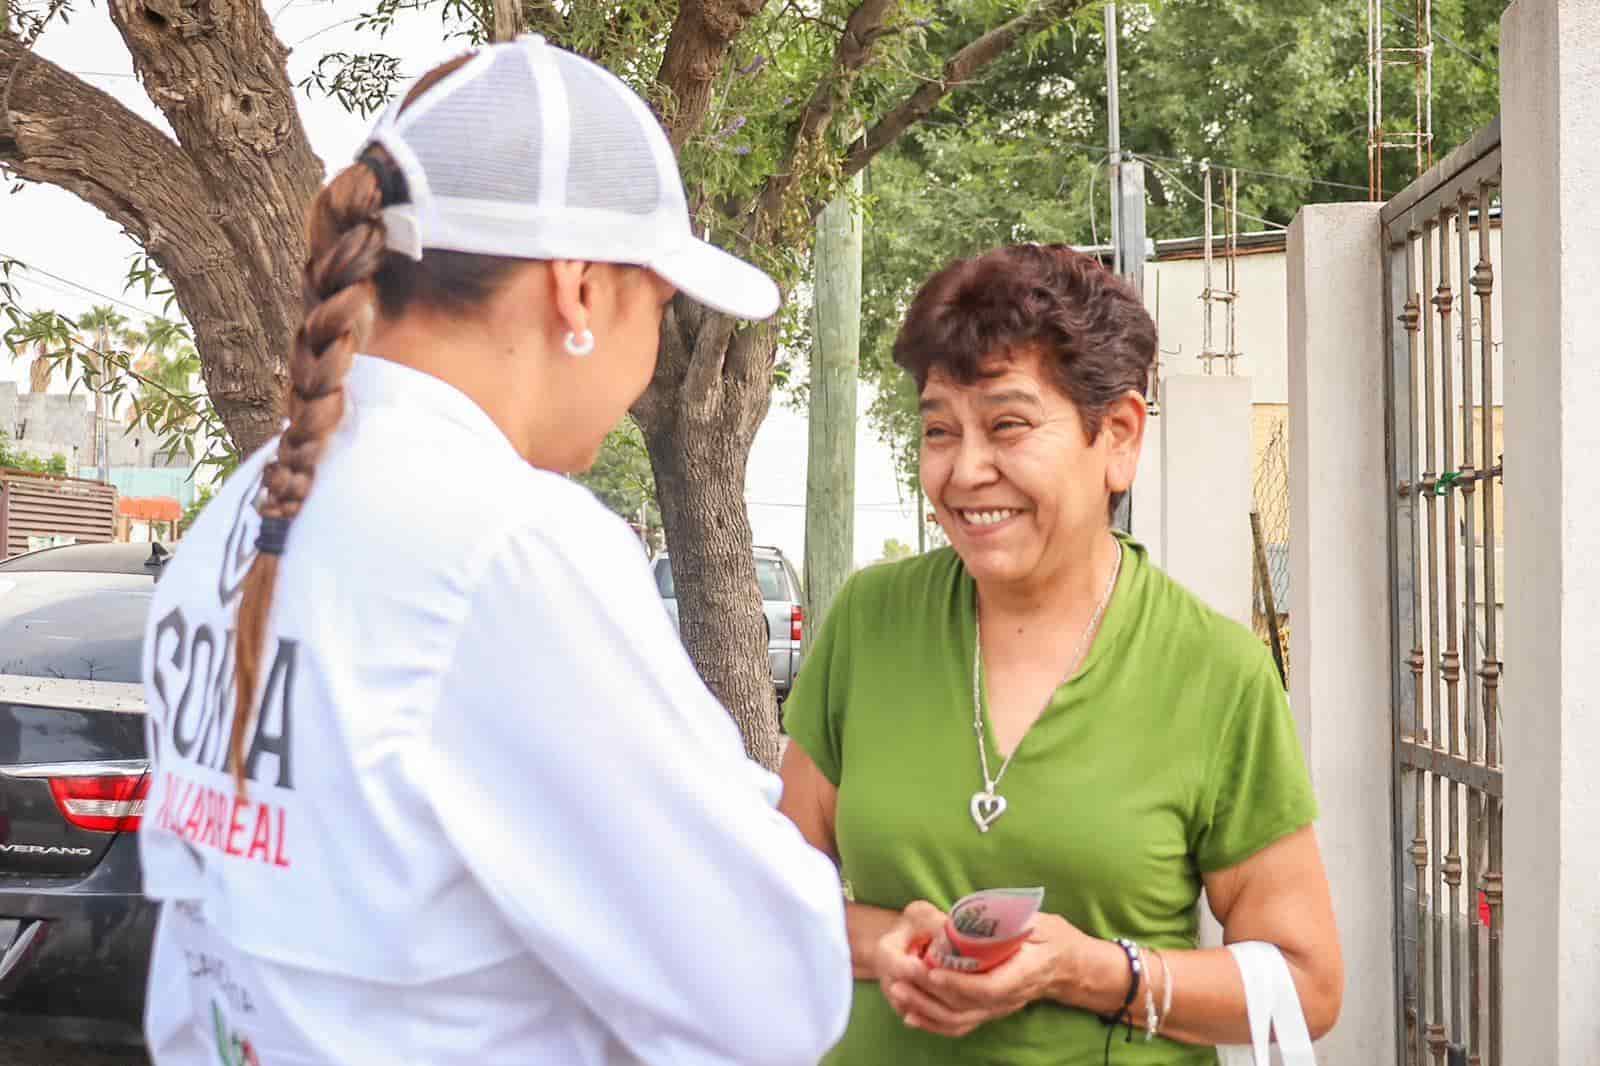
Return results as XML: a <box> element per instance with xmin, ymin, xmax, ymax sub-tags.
<box><xmin>1098</xmin><ymin>937</ymin><xmax>1142</xmax><ymax>1035</ymax></box>
<box><xmin>1098</xmin><ymin>938</ymin><xmax>1144</xmax><ymax>1066</ymax></box>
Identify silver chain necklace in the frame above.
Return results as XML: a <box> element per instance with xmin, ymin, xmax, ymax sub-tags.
<box><xmin>969</xmin><ymin>543</ymin><xmax>1123</xmax><ymax>833</ymax></box>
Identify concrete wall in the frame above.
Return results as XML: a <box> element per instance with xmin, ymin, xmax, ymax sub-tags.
<box><xmin>1500</xmin><ymin>1</ymin><xmax>1600</xmax><ymax>1061</ymax></box>
<box><xmin>1</xmin><ymin>381</ymin><xmax>188</xmax><ymax>472</ymax></box>
<box><xmin>1287</xmin><ymin>202</ymin><xmax>1397</xmax><ymax>1065</ymax></box>
<box><xmin>1145</xmin><ymin>232</ymin><xmax>1504</xmax><ymax>410</ymax></box>
<box><xmin>1159</xmin><ymin>374</ymin><xmax>1253</xmax><ymax>625</ymax></box>
<box><xmin>1147</xmin><ymin>250</ymin><xmax>1293</xmax><ymax>404</ymax></box>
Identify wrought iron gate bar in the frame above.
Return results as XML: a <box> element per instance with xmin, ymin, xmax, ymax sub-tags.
<box><xmin>1381</xmin><ymin>117</ymin><xmax>1502</xmax><ymax>225</ymax></box>
<box><xmin>1381</xmin><ymin>116</ymin><xmax>1503</xmax><ymax>1066</ymax></box>
<box><xmin>1398</xmin><ymin>742</ymin><xmax>1502</xmax><ymax>797</ymax></box>
<box><xmin>1396</xmin><ymin>465</ymin><xmax>1503</xmax><ymax>497</ymax></box>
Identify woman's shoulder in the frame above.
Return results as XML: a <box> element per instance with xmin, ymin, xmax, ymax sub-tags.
<box><xmin>1131</xmin><ymin>549</ymin><xmax>1280</xmax><ymax>690</ymax></box>
<box><xmin>839</xmin><ymin>547</ymin><xmax>966</xmax><ymax>616</ymax></box>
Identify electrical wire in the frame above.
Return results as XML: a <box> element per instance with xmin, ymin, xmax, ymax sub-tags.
<box><xmin>745</xmin><ymin>499</ymin><xmax>916</xmax><ymax>512</ymax></box>
<box><xmin>1136</xmin><ymin>156</ymin><xmax>1289</xmax><ymax>232</ymax></box>
<box><xmin>1383</xmin><ymin>1</ymin><xmax>1495</xmax><ymax>72</ymax></box>
<box><xmin>0</xmin><ymin>253</ymin><xmax>168</xmax><ymax>319</ymax></box>
<box><xmin>920</xmin><ymin>119</ymin><xmax>1374</xmax><ymax>195</ymax></box>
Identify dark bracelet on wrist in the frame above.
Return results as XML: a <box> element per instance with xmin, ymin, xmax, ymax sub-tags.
<box><xmin>1097</xmin><ymin>937</ymin><xmax>1143</xmax><ymax>1037</ymax></box>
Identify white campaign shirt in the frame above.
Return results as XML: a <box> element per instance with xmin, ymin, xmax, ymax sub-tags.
<box><xmin>138</xmin><ymin>356</ymin><xmax>851</xmax><ymax>1066</ymax></box>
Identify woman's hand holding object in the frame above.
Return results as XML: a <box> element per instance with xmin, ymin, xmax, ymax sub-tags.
<box><xmin>877</xmin><ymin>904</ymin><xmax>1093</xmax><ymax>1038</ymax></box>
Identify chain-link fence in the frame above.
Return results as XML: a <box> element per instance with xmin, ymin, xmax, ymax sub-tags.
<box><xmin>1252</xmin><ymin>417</ymin><xmax>1290</xmax><ymax>683</ymax></box>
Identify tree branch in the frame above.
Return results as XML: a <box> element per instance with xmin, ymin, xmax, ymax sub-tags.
<box><xmin>839</xmin><ymin>0</ymin><xmax>1092</xmax><ymax>188</ymax></box>
<box><xmin>750</xmin><ymin>0</ymin><xmax>899</xmax><ymax>237</ymax></box>
<box><xmin>657</xmin><ymin>0</ymin><xmax>769</xmax><ymax>151</ymax></box>
<box><xmin>0</xmin><ymin>38</ymin><xmax>220</xmax><ymax>257</ymax></box>
<box><xmin>521</xmin><ymin>0</ymin><xmax>564</xmax><ymax>37</ymax></box>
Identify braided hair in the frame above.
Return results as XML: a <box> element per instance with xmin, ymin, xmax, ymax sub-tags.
<box><xmin>228</xmin><ymin>55</ymin><xmax>522</xmax><ymax>792</ymax></box>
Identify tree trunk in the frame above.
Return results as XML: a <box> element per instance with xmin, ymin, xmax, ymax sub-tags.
<box><xmin>636</xmin><ymin>310</ymin><xmax>782</xmax><ymax>769</ymax></box>
<box><xmin>1</xmin><ymin>4</ymin><xmax>325</xmax><ymax>459</ymax></box>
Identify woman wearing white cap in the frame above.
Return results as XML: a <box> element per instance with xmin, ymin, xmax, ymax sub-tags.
<box><xmin>137</xmin><ymin>37</ymin><xmax>851</xmax><ymax>1066</ymax></box>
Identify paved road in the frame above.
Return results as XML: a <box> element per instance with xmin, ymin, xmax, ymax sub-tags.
<box><xmin>0</xmin><ymin>1041</ymin><xmax>146</xmax><ymax>1065</ymax></box>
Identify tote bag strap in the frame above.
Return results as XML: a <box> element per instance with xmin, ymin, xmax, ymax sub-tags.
<box><xmin>1215</xmin><ymin>941</ymin><xmax>1315</xmax><ymax>1066</ymax></box>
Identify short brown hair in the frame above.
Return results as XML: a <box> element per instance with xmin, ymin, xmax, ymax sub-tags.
<box><xmin>892</xmin><ymin>243</ymin><xmax>1156</xmax><ymax>442</ymax></box>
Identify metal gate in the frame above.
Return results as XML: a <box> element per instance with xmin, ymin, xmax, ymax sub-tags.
<box><xmin>1380</xmin><ymin>117</ymin><xmax>1503</xmax><ymax>1066</ymax></box>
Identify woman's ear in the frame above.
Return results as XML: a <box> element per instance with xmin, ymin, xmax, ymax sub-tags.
<box><xmin>1102</xmin><ymin>389</ymin><xmax>1148</xmax><ymax>496</ymax></box>
<box><xmin>547</xmin><ymin>260</ymin><xmax>594</xmax><ymax>341</ymax></box>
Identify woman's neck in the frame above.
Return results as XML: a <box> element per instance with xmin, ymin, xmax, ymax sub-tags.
<box><xmin>975</xmin><ymin>529</ymin><xmax>1121</xmax><ymax>634</ymax></box>
<box><xmin>364</xmin><ymin>313</ymin><xmax>566</xmax><ymax>468</ymax></box>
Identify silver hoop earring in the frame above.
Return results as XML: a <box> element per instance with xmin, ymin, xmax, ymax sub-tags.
<box><xmin>563</xmin><ymin>329</ymin><xmax>596</xmax><ymax>357</ymax></box>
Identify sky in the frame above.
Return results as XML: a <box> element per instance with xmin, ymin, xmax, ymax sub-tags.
<box><xmin>0</xmin><ymin>1</ymin><xmax>922</xmax><ymax>569</ymax></box>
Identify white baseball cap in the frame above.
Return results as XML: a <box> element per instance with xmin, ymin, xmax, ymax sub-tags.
<box><xmin>361</xmin><ymin>35</ymin><xmax>780</xmax><ymax>321</ymax></box>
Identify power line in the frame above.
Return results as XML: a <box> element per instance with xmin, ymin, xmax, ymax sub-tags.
<box><xmin>1384</xmin><ymin>1</ymin><xmax>1495</xmax><ymax>72</ymax></box>
<box><xmin>1136</xmin><ymin>157</ymin><xmax>1289</xmax><ymax>232</ymax></box>
<box><xmin>746</xmin><ymin>499</ymin><xmax>915</xmax><ymax>512</ymax></box>
<box><xmin>0</xmin><ymin>253</ymin><xmax>169</xmax><ymax>319</ymax></box>
<box><xmin>923</xmin><ymin>118</ymin><xmax>1374</xmax><ymax>195</ymax></box>
<box><xmin>1128</xmin><ymin>148</ymin><xmax>1371</xmax><ymax>194</ymax></box>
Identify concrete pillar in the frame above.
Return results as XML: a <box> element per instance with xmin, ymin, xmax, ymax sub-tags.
<box><xmin>1286</xmin><ymin>201</ymin><xmax>1395</xmax><ymax>1065</ymax></box>
<box><xmin>1130</xmin><ymin>409</ymin><xmax>1164</xmax><ymax>566</ymax></box>
<box><xmin>1159</xmin><ymin>374</ymin><xmax>1252</xmax><ymax>625</ymax></box>
<box><xmin>1500</xmin><ymin>2</ymin><xmax>1600</xmax><ymax>1061</ymax></box>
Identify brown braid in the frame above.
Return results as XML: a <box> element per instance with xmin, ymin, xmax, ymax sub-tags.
<box><xmin>228</xmin><ymin>158</ymin><xmax>386</xmax><ymax>793</ymax></box>
<box><xmin>228</xmin><ymin>54</ymin><xmax>495</xmax><ymax>793</ymax></box>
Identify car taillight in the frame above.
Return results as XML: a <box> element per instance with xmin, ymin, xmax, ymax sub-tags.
<box><xmin>48</xmin><ymin>773</ymin><xmax>150</xmax><ymax>833</ymax></box>
<box><xmin>791</xmin><ymin>604</ymin><xmax>804</xmax><ymax>643</ymax></box>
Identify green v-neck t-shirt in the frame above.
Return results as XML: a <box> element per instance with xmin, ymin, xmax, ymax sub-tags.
<box><xmin>783</xmin><ymin>537</ymin><xmax>1317</xmax><ymax>1066</ymax></box>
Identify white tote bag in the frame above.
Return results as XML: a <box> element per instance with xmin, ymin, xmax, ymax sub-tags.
<box><xmin>1216</xmin><ymin>942</ymin><xmax>1316</xmax><ymax>1066</ymax></box>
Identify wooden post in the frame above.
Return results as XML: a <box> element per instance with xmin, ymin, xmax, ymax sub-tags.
<box><xmin>490</xmin><ymin>0</ymin><xmax>519</xmax><ymax>42</ymax></box>
<box><xmin>804</xmin><ymin>171</ymin><xmax>863</xmax><ymax>642</ymax></box>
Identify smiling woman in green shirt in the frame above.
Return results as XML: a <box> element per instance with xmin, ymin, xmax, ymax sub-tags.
<box><xmin>780</xmin><ymin>244</ymin><xmax>1343</xmax><ymax>1065</ymax></box>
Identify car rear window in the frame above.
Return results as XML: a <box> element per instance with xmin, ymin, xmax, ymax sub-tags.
<box><xmin>0</xmin><ymin>572</ymin><xmax>154</xmax><ymax>685</ymax></box>
<box><xmin>654</xmin><ymin>557</ymin><xmax>791</xmax><ymax>602</ymax></box>
<box><xmin>756</xmin><ymin>559</ymin><xmax>789</xmax><ymax>601</ymax></box>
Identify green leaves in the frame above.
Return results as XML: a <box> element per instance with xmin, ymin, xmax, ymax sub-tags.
<box><xmin>574</xmin><ymin>417</ymin><xmax>660</xmax><ymax>543</ymax></box>
<box><xmin>297</xmin><ymin>52</ymin><xmax>407</xmax><ymax>118</ymax></box>
<box><xmin>0</xmin><ymin>255</ymin><xmax>240</xmax><ymax>481</ymax></box>
<box><xmin>0</xmin><ymin>430</ymin><xmax>68</xmax><ymax>474</ymax></box>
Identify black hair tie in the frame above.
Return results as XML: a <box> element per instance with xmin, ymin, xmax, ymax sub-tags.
<box><xmin>356</xmin><ymin>153</ymin><xmax>399</xmax><ymax>205</ymax></box>
<box><xmin>256</xmin><ymin>516</ymin><xmax>292</xmax><ymax>557</ymax></box>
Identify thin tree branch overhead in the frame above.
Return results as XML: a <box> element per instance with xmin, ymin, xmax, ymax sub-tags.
<box><xmin>840</xmin><ymin>0</ymin><xmax>1091</xmax><ymax>188</ymax></box>
<box><xmin>751</xmin><ymin>0</ymin><xmax>900</xmax><ymax>234</ymax></box>
<box><xmin>522</xmin><ymin>0</ymin><xmax>565</xmax><ymax>38</ymax></box>
<box><xmin>657</xmin><ymin>0</ymin><xmax>770</xmax><ymax>150</ymax></box>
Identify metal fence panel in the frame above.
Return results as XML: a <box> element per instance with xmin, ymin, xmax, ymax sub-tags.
<box><xmin>1380</xmin><ymin>119</ymin><xmax>1503</xmax><ymax>1066</ymax></box>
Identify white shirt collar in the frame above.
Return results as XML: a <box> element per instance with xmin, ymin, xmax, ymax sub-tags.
<box><xmin>344</xmin><ymin>354</ymin><xmax>520</xmax><ymax>459</ymax></box>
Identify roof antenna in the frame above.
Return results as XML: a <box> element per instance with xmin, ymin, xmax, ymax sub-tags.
<box><xmin>146</xmin><ymin>542</ymin><xmax>171</xmax><ymax>568</ymax></box>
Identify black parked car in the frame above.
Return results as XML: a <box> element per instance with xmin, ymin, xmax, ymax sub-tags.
<box><xmin>0</xmin><ymin>541</ymin><xmax>169</xmax><ymax>1045</ymax></box>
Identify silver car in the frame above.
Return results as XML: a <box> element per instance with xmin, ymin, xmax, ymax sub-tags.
<box><xmin>652</xmin><ymin>546</ymin><xmax>805</xmax><ymax>702</ymax></box>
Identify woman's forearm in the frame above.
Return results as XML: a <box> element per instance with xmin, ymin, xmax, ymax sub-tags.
<box><xmin>846</xmin><ymin>902</ymin><xmax>902</xmax><ymax>980</ymax></box>
<box><xmin>1050</xmin><ymin>941</ymin><xmax>1335</xmax><ymax>1047</ymax></box>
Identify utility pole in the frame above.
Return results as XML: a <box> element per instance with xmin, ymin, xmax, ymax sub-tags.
<box><xmin>95</xmin><ymin>322</ymin><xmax>109</xmax><ymax>483</ymax></box>
<box><xmin>804</xmin><ymin>170</ymin><xmax>862</xmax><ymax>642</ymax></box>
<box><xmin>1105</xmin><ymin>2</ymin><xmax>1123</xmax><ymax>276</ymax></box>
<box><xmin>915</xmin><ymin>477</ymin><xmax>926</xmax><ymax>555</ymax></box>
<box><xmin>1105</xmin><ymin>2</ymin><xmax>1146</xmax><ymax>534</ymax></box>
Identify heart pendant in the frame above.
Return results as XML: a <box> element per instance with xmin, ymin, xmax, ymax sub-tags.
<box><xmin>970</xmin><ymin>791</ymin><xmax>1007</xmax><ymax>833</ymax></box>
